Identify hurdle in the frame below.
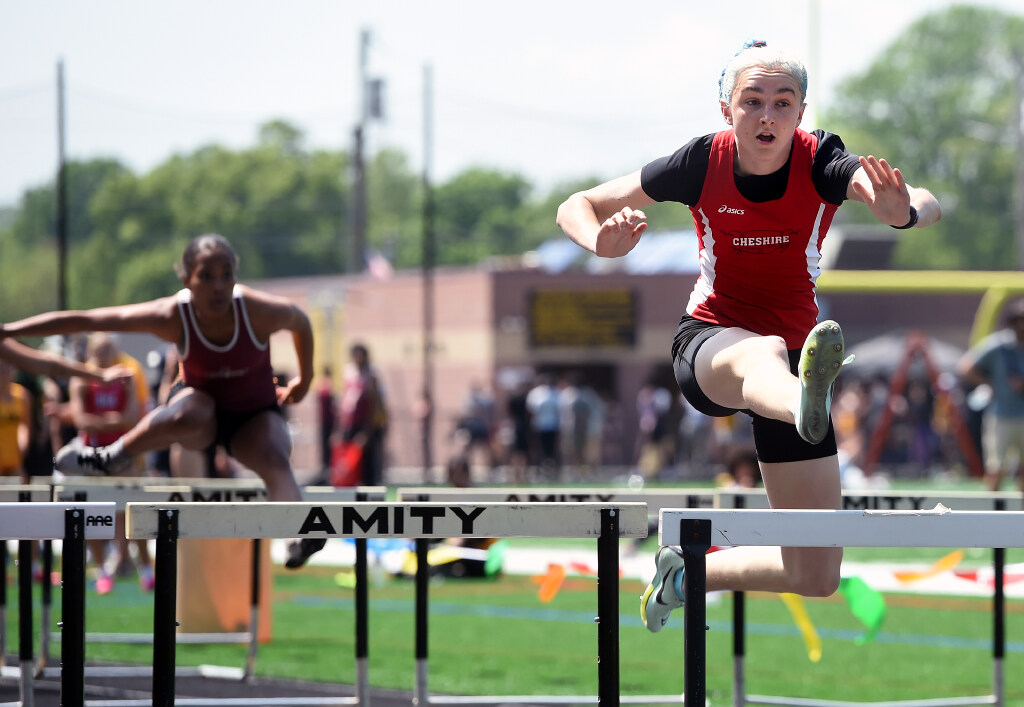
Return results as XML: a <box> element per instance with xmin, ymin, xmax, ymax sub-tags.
<box><xmin>659</xmin><ymin>505</ymin><xmax>1024</xmax><ymax>707</ymax></box>
<box><xmin>125</xmin><ymin>501</ymin><xmax>648</xmax><ymax>707</ymax></box>
<box><xmin>47</xmin><ymin>477</ymin><xmax>385</xmax><ymax>681</ymax></box>
<box><xmin>0</xmin><ymin>501</ymin><xmax>115</xmax><ymax>707</ymax></box>
<box><xmin>715</xmin><ymin>489</ymin><xmax>1022</xmax><ymax>707</ymax></box>
<box><xmin>394</xmin><ymin>487</ymin><xmax>714</xmax><ymax>704</ymax></box>
<box><xmin>0</xmin><ymin>485</ymin><xmax>53</xmax><ymax>678</ymax></box>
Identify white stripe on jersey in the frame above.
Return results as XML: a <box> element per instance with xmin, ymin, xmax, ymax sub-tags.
<box><xmin>804</xmin><ymin>202</ymin><xmax>827</xmax><ymax>287</ymax></box>
<box><xmin>686</xmin><ymin>206</ymin><xmax>717</xmax><ymax>315</ymax></box>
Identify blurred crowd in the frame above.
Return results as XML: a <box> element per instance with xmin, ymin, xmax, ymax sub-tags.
<box><xmin>419</xmin><ymin>360</ymin><xmax>1000</xmax><ymax>491</ymax></box>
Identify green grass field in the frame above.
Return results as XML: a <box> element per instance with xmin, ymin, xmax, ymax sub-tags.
<box><xmin>6</xmin><ymin>550</ymin><xmax>1024</xmax><ymax>706</ymax></box>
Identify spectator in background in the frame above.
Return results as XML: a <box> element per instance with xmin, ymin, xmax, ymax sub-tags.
<box><xmin>64</xmin><ymin>333</ymin><xmax>154</xmax><ymax>594</ymax></box>
<box><xmin>526</xmin><ymin>374</ymin><xmax>561</xmax><ymax>476</ymax></box>
<box><xmin>504</xmin><ymin>380</ymin><xmax>531</xmax><ymax>483</ymax></box>
<box><xmin>956</xmin><ymin>299</ymin><xmax>1024</xmax><ymax>493</ymax></box>
<box><xmin>0</xmin><ymin>358</ymin><xmax>31</xmax><ymax>481</ymax></box>
<box><xmin>716</xmin><ymin>447</ymin><xmax>762</xmax><ymax>489</ymax></box>
<box><xmin>832</xmin><ymin>379</ymin><xmax>870</xmax><ymax>471</ymax></box>
<box><xmin>636</xmin><ymin>379</ymin><xmax>674</xmax><ymax>478</ymax></box>
<box><xmin>456</xmin><ymin>380</ymin><xmax>497</xmax><ymax>470</ymax></box>
<box><xmin>315</xmin><ymin>365</ymin><xmax>337</xmax><ymax>482</ymax></box>
<box><xmin>677</xmin><ymin>394</ymin><xmax>713</xmax><ymax>476</ymax></box>
<box><xmin>340</xmin><ymin>343</ymin><xmax>387</xmax><ymax>486</ymax></box>
<box><xmin>558</xmin><ymin>375</ymin><xmax>594</xmax><ymax>471</ymax></box>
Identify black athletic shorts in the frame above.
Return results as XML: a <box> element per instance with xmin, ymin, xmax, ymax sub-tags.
<box><xmin>670</xmin><ymin>314</ymin><xmax>837</xmax><ymax>464</ymax></box>
<box><xmin>168</xmin><ymin>379</ymin><xmax>283</xmax><ymax>457</ymax></box>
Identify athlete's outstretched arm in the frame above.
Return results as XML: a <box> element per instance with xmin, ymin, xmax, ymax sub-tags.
<box><xmin>557</xmin><ymin>171</ymin><xmax>655</xmax><ymax>258</ymax></box>
<box><xmin>847</xmin><ymin>155</ymin><xmax>941</xmax><ymax>228</ymax></box>
<box><xmin>0</xmin><ymin>298</ymin><xmax>182</xmax><ymax>344</ymax></box>
<box><xmin>0</xmin><ymin>339</ymin><xmax>126</xmax><ymax>382</ymax></box>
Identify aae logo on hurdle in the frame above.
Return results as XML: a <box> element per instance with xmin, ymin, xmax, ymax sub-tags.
<box><xmin>125</xmin><ymin>501</ymin><xmax>649</xmax><ymax>540</ymax></box>
<box><xmin>85</xmin><ymin>513</ymin><xmax>114</xmax><ymax>527</ymax></box>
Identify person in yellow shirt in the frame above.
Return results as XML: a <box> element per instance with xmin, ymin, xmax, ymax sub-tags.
<box><xmin>0</xmin><ymin>358</ymin><xmax>31</xmax><ymax>480</ymax></box>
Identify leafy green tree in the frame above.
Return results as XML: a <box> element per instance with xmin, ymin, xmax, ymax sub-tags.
<box><xmin>823</xmin><ymin>4</ymin><xmax>1024</xmax><ymax>269</ymax></box>
<box><xmin>82</xmin><ymin>122</ymin><xmax>352</xmax><ymax>302</ymax></box>
<box><xmin>366</xmin><ymin>148</ymin><xmax>422</xmax><ymax>268</ymax></box>
<box><xmin>0</xmin><ymin>158</ymin><xmax>130</xmax><ymax>314</ymax></box>
<box><xmin>434</xmin><ymin>168</ymin><xmax>531</xmax><ymax>264</ymax></box>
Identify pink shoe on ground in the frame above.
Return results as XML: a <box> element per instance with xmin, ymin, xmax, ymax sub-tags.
<box><xmin>94</xmin><ymin>575</ymin><xmax>113</xmax><ymax>595</ymax></box>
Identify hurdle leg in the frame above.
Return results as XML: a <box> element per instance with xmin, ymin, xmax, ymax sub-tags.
<box><xmin>244</xmin><ymin>538</ymin><xmax>261</xmax><ymax>680</ymax></box>
<box><xmin>679</xmin><ymin>519</ymin><xmax>711</xmax><ymax>707</ymax></box>
<box><xmin>596</xmin><ymin>508</ymin><xmax>620</xmax><ymax>707</ymax></box>
<box><xmin>993</xmin><ymin>546</ymin><xmax>1005</xmax><ymax>707</ymax></box>
<box><xmin>37</xmin><ymin>540</ymin><xmax>52</xmax><ymax>676</ymax></box>
<box><xmin>413</xmin><ymin>538</ymin><xmax>429</xmax><ymax>707</ymax></box>
<box><xmin>732</xmin><ymin>591</ymin><xmax>745</xmax><ymax>707</ymax></box>
<box><xmin>152</xmin><ymin>509</ymin><xmax>179</xmax><ymax>707</ymax></box>
<box><xmin>17</xmin><ymin>537</ymin><xmax>34</xmax><ymax>707</ymax></box>
<box><xmin>61</xmin><ymin>509</ymin><xmax>87</xmax><ymax>707</ymax></box>
<box><xmin>1</xmin><ymin>541</ymin><xmax>7</xmax><ymax>666</ymax></box>
<box><xmin>354</xmin><ymin>537</ymin><xmax>369</xmax><ymax>707</ymax></box>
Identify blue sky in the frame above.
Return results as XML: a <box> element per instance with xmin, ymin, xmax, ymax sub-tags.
<box><xmin>2</xmin><ymin>0</ymin><xmax>1021</xmax><ymax>208</ymax></box>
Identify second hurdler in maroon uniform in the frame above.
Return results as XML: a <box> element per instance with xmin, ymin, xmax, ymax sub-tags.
<box><xmin>557</xmin><ymin>41</ymin><xmax>942</xmax><ymax>631</ymax></box>
<box><xmin>1</xmin><ymin>233</ymin><xmax>325</xmax><ymax>568</ymax></box>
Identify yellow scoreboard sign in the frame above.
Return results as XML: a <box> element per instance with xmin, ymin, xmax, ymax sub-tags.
<box><xmin>529</xmin><ymin>289</ymin><xmax>636</xmax><ymax>348</ymax></box>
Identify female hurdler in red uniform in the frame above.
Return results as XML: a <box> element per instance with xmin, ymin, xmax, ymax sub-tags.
<box><xmin>556</xmin><ymin>41</ymin><xmax>941</xmax><ymax>631</ymax></box>
<box><xmin>1</xmin><ymin>233</ymin><xmax>324</xmax><ymax>568</ymax></box>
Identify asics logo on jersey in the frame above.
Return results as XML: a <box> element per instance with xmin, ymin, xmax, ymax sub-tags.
<box><xmin>718</xmin><ymin>204</ymin><xmax>745</xmax><ymax>215</ymax></box>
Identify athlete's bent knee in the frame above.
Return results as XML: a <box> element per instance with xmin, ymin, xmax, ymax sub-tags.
<box><xmin>786</xmin><ymin>550</ymin><xmax>842</xmax><ymax>597</ymax></box>
<box><xmin>791</xmin><ymin>569</ymin><xmax>840</xmax><ymax>598</ymax></box>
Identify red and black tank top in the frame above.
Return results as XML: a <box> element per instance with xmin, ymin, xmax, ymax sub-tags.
<box><xmin>176</xmin><ymin>285</ymin><xmax>277</xmax><ymax>412</ymax></box>
<box><xmin>686</xmin><ymin>128</ymin><xmax>839</xmax><ymax>349</ymax></box>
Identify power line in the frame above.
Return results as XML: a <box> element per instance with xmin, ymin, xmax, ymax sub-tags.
<box><xmin>0</xmin><ymin>82</ymin><xmax>51</xmax><ymax>104</ymax></box>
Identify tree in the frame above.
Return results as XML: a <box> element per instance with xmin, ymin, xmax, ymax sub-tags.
<box><xmin>823</xmin><ymin>5</ymin><xmax>1024</xmax><ymax>269</ymax></box>
<box><xmin>434</xmin><ymin>168</ymin><xmax>531</xmax><ymax>265</ymax></box>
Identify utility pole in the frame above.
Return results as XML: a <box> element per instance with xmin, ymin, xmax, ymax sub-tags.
<box><xmin>1014</xmin><ymin>56</ymin><xmax>1024</xmax><ymax>270</ymax></box>
<box><xmin>347</xmin><ymin>28</ymin><xmax>371</xmax><ymax>274</ymax></box>
<box><xmin>421</xmin><ymin>63</ymin><xmax>436</xmax><ymax>482</ymax></box>
<box><xmin>807</xmin><ymin>0</ymin><xmax>820</xmax><ymax>128</ymax></box>
<box><xmin>56</xmin><ymin>59</ymin><xmax>68</xmax><ymax>310</ymax></box>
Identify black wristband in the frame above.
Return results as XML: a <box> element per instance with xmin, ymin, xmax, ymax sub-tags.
<box><xmin>891</xmin><ymin>205</ymin><xmax>918</xmax><ymax>230</ymax></box>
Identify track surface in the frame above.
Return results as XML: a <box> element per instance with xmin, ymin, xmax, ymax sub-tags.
<box><xmin>0</xmin><ymin>659</ymin><xmax>418</xmax><ymax>707</ymax></box>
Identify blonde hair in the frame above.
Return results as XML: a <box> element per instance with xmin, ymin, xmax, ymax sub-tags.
<box><xmin>719</xmin><ymin>41</ymin><xmax>808</xmax><ymax>105</ymax></box>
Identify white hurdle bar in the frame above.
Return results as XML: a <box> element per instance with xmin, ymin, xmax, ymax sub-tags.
<box><xmin>660</xmin><ymin>506</ymin><xmax>1024</xmax><ymax>707</ymax></box>
<box><xmin>716</xmin><ymin>490</ymin><xmax>1022</xmax><ymax>707</ymax></box>
<box><xmin>395</xmin><ymin>488</ymin><xmax>715</xmax><ymax>705</ymax></box>
<box><xmin>47</xmin><ymin>478</ymin><xmax>385</xmax><ymax>683</ymax></box>
<box><xmin>126</xmin><ymin>502</ymin><xmax>649</xmax><ymax>707</ymax></box>
<box><xmin>0</xmin><ymin>502</ymin><xmax>115</xmax><ymax>707</ymax></box>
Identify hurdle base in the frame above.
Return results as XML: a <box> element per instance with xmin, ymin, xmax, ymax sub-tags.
<box><xmin>49</xmin><ymin>632</ymin><xmax>252</xmax><ymax>645</ymax></box>
<box><xmin>84</xmin><ymin>699</ymin><xmax>359</xmax><ymax>707</ymax></box>
<box><xmin>424</xmin><ymin>696</ymin><xmax>685</xmax><ymax>705</ymax></box>
<box><xmin>745</xmin><ymin>695</ymin><xmax>996</xmax><ymax>707</ymax></box>
<box><xmin>34</xmin><ymin>664</ymin><xmax>249</xmax><ymax>680</ymax></box>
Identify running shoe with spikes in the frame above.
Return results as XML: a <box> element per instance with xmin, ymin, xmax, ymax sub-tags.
<box><xmin>640</xmin><ymin>546</ymin><xmax>686</xmax><ymax>633</ymax></box>
<box><xmin>54</xmin><ymin>439</ymin><xmax>132</xmax><ymax>476</ymax></box>
<box><xmin>285</xmin><ymin>538</ymin><xmax>327</xmax><ymax>570</ymax></box>
<box><xmin>795</xmin><ymin>320</ymin><xmax>854</xmax><ymax>445</ymax></box>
